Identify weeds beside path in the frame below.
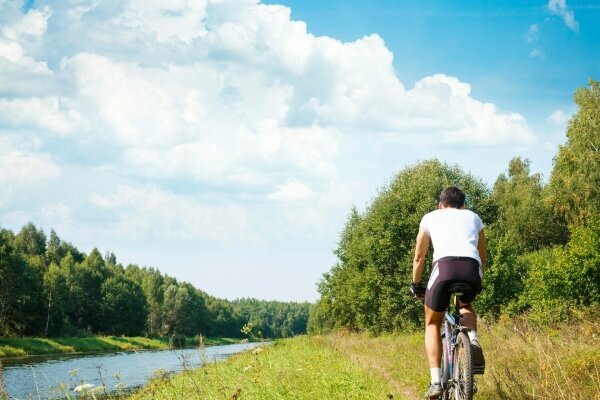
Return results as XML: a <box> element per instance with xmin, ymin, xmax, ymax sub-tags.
<box><xmin>320</xmin><ymin>314</ymin><xmax>600</xmax><ymax>400</ymax></box>
<box><xmin>124</xmin><ymin>315</ymin><xmax>599</xmax><ymax>400</ymax></box>
<box><xmin>128</xmin><ymin>336</ymin><xmax>397</xmax><ymax>400</ymax></box>
<box><xmin>322</xmin><ymin>332</ymin><xmax>425</xmax><ymax>400</ymax></box>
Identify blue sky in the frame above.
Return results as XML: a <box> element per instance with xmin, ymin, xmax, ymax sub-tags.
<box><xmin>1</xmin><ymin>0</ymin><xmax>598</xmax><ymax>301</ymax></box>
<box><xmin>267</xmin><ymin>0</ymin><xmax>599</xmax><ymax>121</ymax></box>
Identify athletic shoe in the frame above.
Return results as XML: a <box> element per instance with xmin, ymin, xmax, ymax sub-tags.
<box><xmin>470</xmin><ymin>339</ymin><xmax>485</xmax><ymax>374</ymax></box>
<box><xmin>425</xmin><ymin>382</ymin><xmax>443</xmax><ymax>399</ymax></box>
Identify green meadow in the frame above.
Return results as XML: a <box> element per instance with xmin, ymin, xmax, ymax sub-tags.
<box><xmin>123</xmin><ymin>311</ymin><xmax>599</xmax><ymax>400</ymax></box>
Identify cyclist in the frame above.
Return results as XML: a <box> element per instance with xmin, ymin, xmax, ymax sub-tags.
<box><xmin>410</xmin><ymin>186</ymin><xmax>486</xmax><ymax>399</ymax></box>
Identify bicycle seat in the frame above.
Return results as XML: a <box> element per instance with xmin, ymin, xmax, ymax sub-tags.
<box><xmin>447</xmin><ymin>283</ymin><xmax>472</xmax><ymax>294</ymax></box>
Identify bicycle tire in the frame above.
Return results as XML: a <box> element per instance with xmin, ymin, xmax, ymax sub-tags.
<box><xmin>453</xmin><ymin>332</ymin><xmax>474</xmax><ymax>400</ymax></box>
<box><xmin>440</xmin><ymin>333</ymin><xmax>451</xmax><ymax>400</ymax></box>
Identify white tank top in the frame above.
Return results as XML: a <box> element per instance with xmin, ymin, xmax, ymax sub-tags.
<box><xmin>419</xmin><ymin>208</ymin><xmax>484</xmax><ymax>265</ymax></box>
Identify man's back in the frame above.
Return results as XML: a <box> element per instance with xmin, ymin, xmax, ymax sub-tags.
<box><xmin>420</xmin><ymin>208</ymin><xmax>483</xmax><ymax>265</ymax></box>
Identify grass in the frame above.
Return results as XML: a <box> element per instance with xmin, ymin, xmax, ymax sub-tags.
<box><xmin>126</xmin><ymin>336</ymin><xmax>396</xmax><ymax>400</ymax></box>
<box><xmin>0</xmin><ymin>336</ymin><xmax>242</xmax><ymax>357</ymax></box>
<box><xmin>322</xmin><ymin>312</ymin><xmax>600</xmax><ymax>400</ymax></box>
<box><xmin>122</xmin><ymin>311</ymin><xmax>599</xmax><ymax>400</ymax></box>
<box><xmin>476</xmin><ymin>312</ymin><xmax>600</xmax><ymax>399</ymax></box>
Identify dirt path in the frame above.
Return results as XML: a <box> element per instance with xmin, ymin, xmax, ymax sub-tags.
<box><xmin>320</xmin><ymin>334</ymin><xmax>424</xmax><ymax>400</ymax></box>
<box><xmin>348</xmin><ymin>352</ymin><xmax>421</xmax><ymax>400</ymax></box>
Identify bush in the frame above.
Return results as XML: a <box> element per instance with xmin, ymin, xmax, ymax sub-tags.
<box><xmin>512</xmin><ymin>219</ymin><xmax>600</xmax><ymax>319</ymax></box>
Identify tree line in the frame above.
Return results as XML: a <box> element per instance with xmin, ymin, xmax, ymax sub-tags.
<box><xmin>308</xmin><ymin>79</ymin><xmax>600</xmax><ymax>333</ymax></box>
<box><xmin>0</xmin><ymin>227</ymin><xmax>309</xmax><ymax>339</ymax></box>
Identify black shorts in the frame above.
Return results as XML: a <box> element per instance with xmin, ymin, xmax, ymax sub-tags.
<box><xmin>424</xmin><ymin>256</ymin><xmax>482</xmax><ymax>312</ymax></box>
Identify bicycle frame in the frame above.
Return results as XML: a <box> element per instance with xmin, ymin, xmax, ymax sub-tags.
<box><xmin>440</xmin><ymin>291</ymin><xmax>475</xmax><ymax>399</ymax></box>
<box><xmin>441</xmin><ymin>292</ymin><xmax>463</xmax><ymax>386</ymax></box>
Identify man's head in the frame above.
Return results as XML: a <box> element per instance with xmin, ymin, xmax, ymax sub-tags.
<box><xmin>439</xmin><ymin>186</ymin><xmax>465</xmax><ymax>209</ymax></box>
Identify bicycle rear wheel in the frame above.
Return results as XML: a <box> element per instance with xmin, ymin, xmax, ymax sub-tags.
<box><xmin>440</xmin><ymin>332</ymin><xmax>451</xmax><ymax>400</ymax></box>
<box><xmin>453</xmin><ymin>332</ymin><xmax>474</xmax><ymax>400</ymax></box>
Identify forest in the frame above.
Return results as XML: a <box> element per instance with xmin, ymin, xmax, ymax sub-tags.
<box><xmin>0</xmin><ymin>226</ymin><xmax>310</xmax><ymax>339</ymax></box>
<box><xmin>308</xmin><ymin>79</ymin><xmax>600</xmax><ymax>333</ymax></box>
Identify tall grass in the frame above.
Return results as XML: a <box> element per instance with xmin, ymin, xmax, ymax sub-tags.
<box><xmin>323</xmin><ymin>310</ymin><xmax>600</xmax><ymax>400</ymax></box>
<box><xmin>121</xmin><ymin>312</ymin><xmax>598</xmax><ymax>400</ymax></box>
<box><xmin>478</xmin><ymin>311</ymin><xmax>600</xmax><ymax>399</ymax></box>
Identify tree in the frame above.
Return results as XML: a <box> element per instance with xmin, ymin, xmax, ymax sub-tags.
<box><xmin>516</xmin><ymin>218</ymin><xmax>600</xmax><ymax>315</ymax></box>
<box><xmin>14</xmin><ymin>223</ymin><xmax>47</xmax><ymax>258</ymax></box>
<box><xmin>476</xmin><ymin>158</ymin><xmax>568</xmax><ymax>316</ymax></box>
<box><xmin>0</xmin><ymin>229</ymin><xmax>30</xmax><ymax>336</ymax></box>
<box><xmin>100</xmin><ymin>274</ymin><xmax>148</xmax><ymax>336</ymax></box>
<box><xmin>46</xmin><ymin>229</ymin><xmax>62</xmax><ymax>266</ymax></box>
<box><xmin>547</xmin><ymin>79</ymin><xmax>600</xmax><ymax>227</ymax></box>
<box><xmin>161</xmin><ymin>284</ymin><xmax>208</xmax><ymax>336</ymax></box>
<box><xmin>43</xmin><ymin>262</ymin><xmax>72</xmax><ymax>336</ymax></box>
<box><xmin>71</xmin><ymin>248</ymin><xmax>111</xmax><ymax>332</ymax></box>
<box><xmin>311</xmin><ymin>160</ymin><xmax>494</xmax><ymax>333</ymax></box>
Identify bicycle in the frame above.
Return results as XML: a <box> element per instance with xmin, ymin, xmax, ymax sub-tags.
<box><xmin>439</xmin><ymin>282</ymin><xmax>483</xmax><ymax>400</ymax></box>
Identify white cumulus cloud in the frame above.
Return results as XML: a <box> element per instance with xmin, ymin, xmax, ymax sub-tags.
<box><xmin>0</xmin><ymin>140</ymin><xmax>61</xmax><ymax>207</ymax></box>
<box><xmin>90</xmin><ymin>185</ymin><xmax>253</xmax><ymax>242</ymax></box>
<box><xmin>268</xmin><ymin>179</ymin><xmax>314</xmax><ymax>202</ymax></box>
<box><xmin>0</xmin><ymin>0</ymin><xmax>540</xmax><ymax>244</ymax></box>
<box><xmin>547</xmin><ymin>109</ymin><xmax>570</xmax><ymax>126</ymax></box>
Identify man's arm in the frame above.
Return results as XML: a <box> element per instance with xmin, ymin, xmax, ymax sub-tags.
<box><xmin>412</xmin><ymin>227</ymin><xmax>430</xmax><ymax>283</ymax></box>
<box><xmin>477</xmin><ymin>229</ymin><xmax>486</xmax><ymax>278</ymax></box>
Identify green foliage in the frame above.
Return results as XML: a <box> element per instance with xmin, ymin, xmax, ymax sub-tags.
<box><xmin>314</xmin><ymin>160</ymin><xmax>493</xmax><ymax>333</ymax></box>
<box><xmin>100</xmin><ymin>274</ymin><xmax>148</xmax><ymax>336</ymax></box>
<box><xmin>0</xmin><ymin>223</ymin><xmax>309</xmax><ymax>339</ymax></box>
<box><xmin>548</xmin><ymin>79</ymin><xmax>600</xmax><ymax>227</ymax></box>
<box><xmin>162</xmin><ymin>283</ymin><xmax>208</xmax><ymax>336</ymax></box>
<box><xmin>0</xmin><ymin>229</ymin><xmax>32</xmax><ymax>336</ymax></box>
<box><xmin>43</xmin><ymin>262</ymin><xmax>71</xmax><ymax>335</ymax></box>
<box><xmin>514</xmin><ymin>220</ymin><xmax>600</xmax><ymax>317</ymax></box>
<box><xmin>476</xmin><ymin>157</ymin><xmax>568</xmax><ymax>317</ymax></box>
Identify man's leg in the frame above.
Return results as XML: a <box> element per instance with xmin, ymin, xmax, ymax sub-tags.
<box><xmin>459</xmin><ymin>302</ymin><xmax>477</xmax><ymax>331</ymax></box>
<box><xmin>424</xmin><ymin>304</ymin><xmax>445</xmax><ymax>398</ymax></box>
<box><xmin>424</xmin><ymin>305</ymin><xmax>444</xmax><ymax>367</ymax></box>
<box><xmin>460</xmin><ymin>302</ymin><xmax>485</xmax><ymax>369</ymax></box>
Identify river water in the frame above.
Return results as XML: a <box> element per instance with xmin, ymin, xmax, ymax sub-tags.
<box><xmin>1</xmin><ymin>342</ymin><xmax>262</xmax><ymax>399</ymax></box>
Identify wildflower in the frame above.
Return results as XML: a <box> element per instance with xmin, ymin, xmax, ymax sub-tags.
<box><xmin>243</xmin><ymin>365</ymin><xmax>253</xmax><ymax>372</ymax></box>
<box><xmin>252</xmin><ymin>348</ymin><xmax>263</xmax><ymax>355</ymax></box>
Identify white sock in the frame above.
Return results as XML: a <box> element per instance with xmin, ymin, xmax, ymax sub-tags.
<box><xmin>468</xmin><ymin>330</ymin><xmax>478</xmax><ymax>342</ymax></box>
<box><xmin>430</xmin><ymin>367</ymin><xmax>441</xmax><ymax>384</ymax></box>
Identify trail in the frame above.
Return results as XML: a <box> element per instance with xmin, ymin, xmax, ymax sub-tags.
<box><xmin>320</xmin><ymin>334</ymin><xmax>423</xmax><ymax>400</ymax></box>
<box><xmin>345</xmin><ymin>351</ymin><xmax>420</xmax><ymax>400</ymax></box>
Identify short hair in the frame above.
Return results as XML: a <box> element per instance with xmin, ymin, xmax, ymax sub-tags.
<box><xmin>440</xmin><ymin>187</ymin><xmax>465</xmax><ymax>208</ymax></box>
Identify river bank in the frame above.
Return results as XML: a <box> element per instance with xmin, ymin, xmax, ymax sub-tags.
<box><xmin>0</xmin><ymin>336</ymin><xmax>240</xmax><ymax>358</ymax></box>
<box><xmin>125</xmin><ymin>314</ymin><xmax>599</xmax><ymax>400</ymax></box>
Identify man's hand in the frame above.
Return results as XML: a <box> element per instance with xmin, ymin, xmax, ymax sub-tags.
<box><xmin>410</xmin><ymin>282</ymin><xmax>426</xmax><ymax>299</ymax></box>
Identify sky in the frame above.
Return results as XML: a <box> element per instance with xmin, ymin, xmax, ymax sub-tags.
<box><xmin>0</xmin><ymin>0</ymin><xmax>598</xmax><ymax>302</ymax></box>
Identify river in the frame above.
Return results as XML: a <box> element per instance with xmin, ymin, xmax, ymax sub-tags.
<box><xmin>1</xmin><ymin>342</ymin><xmax>262</xmax><ymax>399</ymax></box>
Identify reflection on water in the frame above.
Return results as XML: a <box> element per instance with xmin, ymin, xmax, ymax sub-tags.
<box><xmin>2</xmin><ymin>342</ymin><xmax>262</xmax><ymax>399</ymax></box>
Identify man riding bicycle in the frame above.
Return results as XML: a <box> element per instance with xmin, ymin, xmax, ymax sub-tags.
<box><xmin>410</xmin><ymin>187</ymin><xmax>486</xmax><ymax>399</ymax></box>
